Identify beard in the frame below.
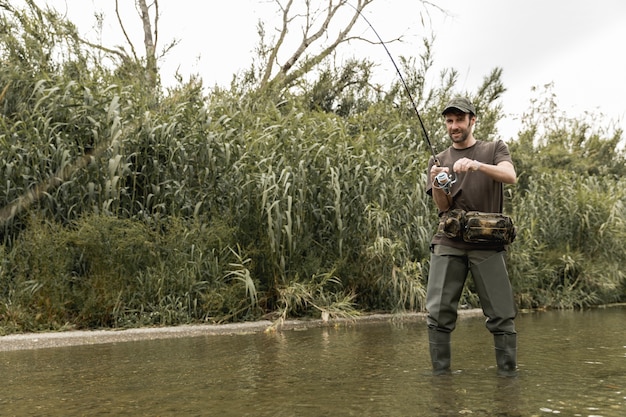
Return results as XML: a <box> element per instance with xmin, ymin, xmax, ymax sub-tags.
<box><xmin>448</xmin><ymin>128</ymin><xmax>470</xmax><ymax>144</ymax></box>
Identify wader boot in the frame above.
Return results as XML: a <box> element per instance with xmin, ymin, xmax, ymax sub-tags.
<box><xmin>428</xmin><ymin>328</ymin><xmax>451</xmax><ymax>375</ymax></box>
<box><xmin>494</xmin><ymin>333</ymin><xmax>517</xmax><ymax>377</ymax></box>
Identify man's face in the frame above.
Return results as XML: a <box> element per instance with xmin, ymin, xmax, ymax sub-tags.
<box><xmin>444</xmin><ymin>111</ymin><xmax>474</xmax><ymax>144</ymax></box>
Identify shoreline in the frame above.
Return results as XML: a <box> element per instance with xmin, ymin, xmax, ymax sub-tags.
<box><xmin>3</xmin><ymin>304</ymin><xmax>624</xmax><ymax>352</ymax></box>
<box><xmin>0</xmin><ymin>310</ymin><xmax>486</xmax><ymax>352</ymax></box>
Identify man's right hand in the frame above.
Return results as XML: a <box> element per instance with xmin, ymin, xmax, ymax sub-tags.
<box><xmin>430</xmin><ymin>165</ymin><xmax>450</xmax><ymax>184</ymax></box>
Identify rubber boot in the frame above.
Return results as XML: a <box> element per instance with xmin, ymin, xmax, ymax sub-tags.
<box><xmin>428</xmin><ymin>328</ymin><xmax>451</xmax><ymax>375</ymax></box>
<box><xmin>494</xmin><ymin>333</ymin><xmax>517</xmax><ymax>377</ymax></box>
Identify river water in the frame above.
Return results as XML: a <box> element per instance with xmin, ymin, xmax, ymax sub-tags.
<box><xmin>1</xmin><ymin>307</ymin><xmax>624</xmax><ymax>416</ymax></box>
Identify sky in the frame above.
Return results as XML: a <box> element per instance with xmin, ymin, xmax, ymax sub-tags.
<box><xmin>36</xmin><ymin>0</ymin><xmax>626</xmax><ymax>141</ymax></box>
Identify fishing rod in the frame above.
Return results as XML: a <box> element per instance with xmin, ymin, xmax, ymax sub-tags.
<box><xmin>347</xmin><ymin>2</ymin><xmax>440</xmax><ymax>165</ymax></box>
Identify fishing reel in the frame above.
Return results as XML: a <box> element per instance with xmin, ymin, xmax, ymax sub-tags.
<box><xmin>433</xmin><ymin>171</ymin><xmax>457</xmax><ymax>195</ymax></box>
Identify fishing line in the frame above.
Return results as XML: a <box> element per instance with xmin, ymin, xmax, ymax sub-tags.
<box><xmin>347</xmin><ymin>2</ymin><xmax>440</xmax><ymax>165</ymax></box>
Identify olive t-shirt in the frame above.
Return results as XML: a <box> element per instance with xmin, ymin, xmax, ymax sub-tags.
<box><xmin>426</xmin><ymin>139</ymin><xmax>513</xmax><ymax>249</ymax></box>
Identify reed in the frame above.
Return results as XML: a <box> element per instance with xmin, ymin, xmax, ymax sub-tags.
<box><xmin>509</xmin><ymin>172</ymin><xmax>626</xmax><ymax>308</ymax></box>
<box><xmin>1</xmin><ymin>7</ymin><xmax>624</xmax><ymax>333</ymax></box>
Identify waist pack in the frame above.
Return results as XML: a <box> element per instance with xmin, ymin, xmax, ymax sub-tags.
<box><xmin>438</xmin><ymin>209</ymin><xmax>516</xmax><ymax>244</ymax></box>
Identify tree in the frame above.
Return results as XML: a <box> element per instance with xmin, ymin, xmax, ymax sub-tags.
<box><xmin>111</xmin><ymin>0</ymin><xmax>178</xmax><ymax>92</ymax></box>
<box><xmin>47</xmin><ymin>0</ymin><xmax>178</xmax><ymax>93</ymax></box>
<box><xmin>255</xmin><ymin>0</ymin><xmax>373</xmax><ymax>90</ymax></box>
<box><xmin>248</xmin><ymin>0</ymin><xmax>442</xmax><ymax>94</ymax></box>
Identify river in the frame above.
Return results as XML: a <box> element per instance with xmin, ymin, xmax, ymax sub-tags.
<box><xmin>1</xmin><ymin>307</ymin><xmax>624</xmax><ymax>416</ymax></box>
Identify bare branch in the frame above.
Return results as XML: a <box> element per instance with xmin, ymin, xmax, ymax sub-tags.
<box><xmin>279</xmin><ymin>0</ymin><xmax>342</xmax><ymax>75</ymax></box>
<box><xmin>75</xmin><ymin>36</ymin><xmax>129</xmax><ymax>61</ymax></box>
<box><xmin>115</xmin><ymin>0</ymin><xmax>139</xmax><ymax>61</ymax></box>
<box><xmin>136</xmin><ymin>0</ymin><xmax>158</xmax><ymax>87</ymax></box>
<box><xmin>260</xmin><ymin>0</ymin><xmax>294</xmax><ymax>86</ymax></box>
<box><xmin>153</xmin><ymin>0</ymin><xmax>159</xmax><ymax>49</ymax></box>
<box><xmin>137</xmin><ymin>0</ymin><xmax>155</xmax><ymax>59</ymax></box>
<box><xmin>269</xmin><ymin>0</ymin><xmax>375</xmax><ymax>88</ymax></box>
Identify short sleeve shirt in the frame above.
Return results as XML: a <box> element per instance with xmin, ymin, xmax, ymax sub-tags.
<box><xmin>426</xmin><ymin>139</ymin><xmax>514</xmax><ymax>249</ymax></box>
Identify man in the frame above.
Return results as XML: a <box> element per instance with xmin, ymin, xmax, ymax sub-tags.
<box><xmin>425</xmin><ymin>96</ymin><xmax>518</xmax><ymax>377</ymax></box>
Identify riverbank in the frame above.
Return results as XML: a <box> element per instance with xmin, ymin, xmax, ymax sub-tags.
<box><xmin>5</xmin><ymin>304</ymin><xmax>625</xmax><ymax>352</ymax></box>
<box><xmin>0</xmin><ymin>309</ymin><xmax>487</xmax><ymax>351</ymax></box>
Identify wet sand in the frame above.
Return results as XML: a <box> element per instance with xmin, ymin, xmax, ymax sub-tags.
<box><xmin>0</xmin><ymin>310</ymin><xmax>485</xmax><ymax>351</ymax></box>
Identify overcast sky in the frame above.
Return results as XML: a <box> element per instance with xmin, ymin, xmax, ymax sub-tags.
<box><xmin>39</xmin><ymin>0</ymin><xmax>626</xmax><ymax>141</ymax></box>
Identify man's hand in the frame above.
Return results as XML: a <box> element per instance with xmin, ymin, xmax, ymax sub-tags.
<box><xmin>430</xmin><ymin>165</ymin><xmax>453</xmax><ymax>211</ymax></box>
<box><xmin>453</xmin><ymin>157</ymin><xmax>482</xmax><ymax>173</ymax></box>
<box><xmin>430</xmin><ymin>165</ymin><xmax>450</xmax><ymax>184</ymax></box>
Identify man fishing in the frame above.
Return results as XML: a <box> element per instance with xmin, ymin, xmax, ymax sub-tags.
<box><xmin>425</xmin><ymin>96</ymin><xmax>518</xmax><ymax>377</ymax></box>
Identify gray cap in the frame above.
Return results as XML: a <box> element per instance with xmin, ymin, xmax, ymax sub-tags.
<box><xmin>442</xmin><ymin>97</ymin><xmax>476</xmax><ymax>115</ymax></box>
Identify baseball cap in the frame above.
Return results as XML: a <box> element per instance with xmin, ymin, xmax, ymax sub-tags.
<box><xmin>442</xmin><ymin>97</ymin><xmax>476</xmax><ymax>115</ymax></box>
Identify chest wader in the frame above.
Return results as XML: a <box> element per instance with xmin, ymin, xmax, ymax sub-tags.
<box><xmin>426</xmin><ymin>249</ymin><xmax>518</xmax><ymax>376</ymax></box>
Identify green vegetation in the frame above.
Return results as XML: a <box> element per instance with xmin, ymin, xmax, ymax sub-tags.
<box><xmin>0</xmin><ymin>2</ymin><xmax>624</xmax><ymax>334</ymax></box>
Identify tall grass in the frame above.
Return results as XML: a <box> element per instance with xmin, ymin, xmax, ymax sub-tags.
<box><xmin>509</xmin><ymin>172</ymin><xmax>626</xmax><ymax>309</ymax></box>
<box><xmin>1</xmin><ymin>9</ymin><xmax>624</xmax><ymax>333</ymax></box>
<box><xmin>2</xmin><ymin>74</ymin><xmax>625</xmax><ymax>334</ymax></box>
<box><xmin>0</xmin><ymin>214</ymin><xmax>260</xmax><ymax>333</ymax></box>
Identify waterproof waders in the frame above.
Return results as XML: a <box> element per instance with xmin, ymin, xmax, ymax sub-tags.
<box><xmin>426</xmin><ymin>247</ymin><xmax>518</xmax><ymax>375</ymax></box>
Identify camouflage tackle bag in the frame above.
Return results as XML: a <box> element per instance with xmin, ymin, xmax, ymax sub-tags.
<box><xmin>437</xmin><ymin>210</ymin><xmax>516</xmax><ymax>244</ymax></box>
<box><xmin>462</xmin><ymin>211</ymin><xmax>516</xmax><ymax>244</ymax></box>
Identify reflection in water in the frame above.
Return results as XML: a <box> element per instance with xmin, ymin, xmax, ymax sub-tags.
<box><xmin>0</xmin><ymin>307</ymin><xmax>624</xmax><ymax>416</ymax></box>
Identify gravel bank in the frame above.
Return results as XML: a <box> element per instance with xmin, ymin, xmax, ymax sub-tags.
<box><xmin>0</xmin><ymin>310</ymin><xmax>485</xmax><ymax>352</ymax></box>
